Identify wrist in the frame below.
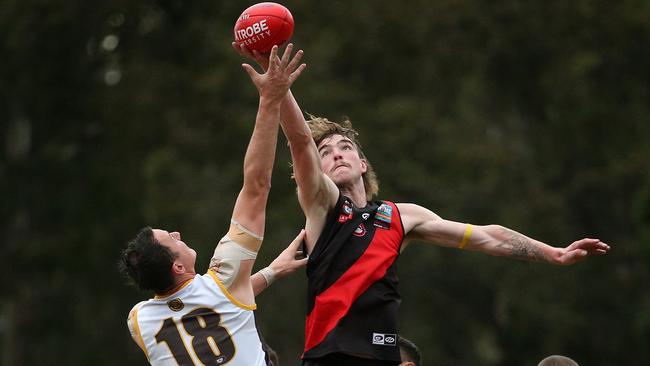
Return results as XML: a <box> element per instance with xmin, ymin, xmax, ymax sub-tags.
<box><xmin>259</xmin><ymin>96</ymin><xmax>283</xmax><ymax>108</ymax></box>
<box><xmin>259</xmin><ymin>266</ymin><xmax>277</xmax><ymax>286</ymax></box>
<box><xmin>550</xmin><ymin>247</ymin><xmax>565</xmax><ymax>265</ymax></box>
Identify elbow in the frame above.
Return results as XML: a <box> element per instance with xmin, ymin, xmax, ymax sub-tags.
<box><xmin>484</xmin><ymin>224</ymin><xmax>506</xmax><ymax>236</ymax></box>
<box><xmin>475</xmin><ymin>224</ymin><xmax>508</xmax><ymax>255</ymax></box>
<box><xmin>242</xmin><ymin>174</ymin><xmax>272</xmax><ymax>196</ymax></box>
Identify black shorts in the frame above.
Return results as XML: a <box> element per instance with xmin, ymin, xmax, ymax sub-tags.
<box><xmin>302</xmin><ymin>353</ymin><xmax>399</xmax><ymax>366</ymax></box>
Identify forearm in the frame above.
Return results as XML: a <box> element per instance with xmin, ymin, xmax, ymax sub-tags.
<box><xmin>279</xmin><ymin>90</ymin><xmax>313</xmax><ymax>145</ymax></box>
<box><xmin>278</xmin><ymin>91</ymin><xmax>321</xmax><ymax>176</ymax></box>
<box><xmin>477</xmin><ymin>225</ymin><xmax>561</xmax><ymax>264</ymax></box>
<box><xmin>242</xmin><ymin>98</ymin><xmax>281</xmax><ymax>188</ymax></box>
<box><xmin>251</xmin><ymin>271</ymin><xmax>269</xmax><ymax>297</ymax></box>
<box><xmin>252</xmin><ymin>265</ymin><xmax>279</xmax><ymax>296</ymax></box>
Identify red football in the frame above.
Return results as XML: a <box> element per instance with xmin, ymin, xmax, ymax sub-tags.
<box><xmin>234</xmin><ymin>2</ymin><xmax>294</xmax><ymax>53</ymax></box>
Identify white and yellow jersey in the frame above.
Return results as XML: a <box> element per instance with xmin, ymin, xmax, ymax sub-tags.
<box><xmin>127</xmin><ymin>269</ymin><xmax>265</xmax><ymax>366</ymax></box>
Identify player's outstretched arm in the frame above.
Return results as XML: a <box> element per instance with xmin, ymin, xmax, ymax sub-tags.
<box><xmin>398</xmin><ymin>203</ymin><xmax>611</xmax><ymax>265</ymax></box>
<box><xmin>218</xmin><ymin>45</ymin><xmax>305</xmax><ymax>305</ymax></box>
<box><xmin>232</xmin><ymin>43</ymin><xmax>339</xmax><ymax>252</ymax></box>
<box><xmin>232</xmin><ymin>44</ymin><xmax>306</xmax><ymax>234</ymax></box>
<box><xmin>251</xmin><ymin>230</ymin><xmax>308</xmax><ymax>296</ymax></box>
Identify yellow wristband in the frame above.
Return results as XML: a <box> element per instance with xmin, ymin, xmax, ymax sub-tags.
<box><xmin>458</xmin><ymin>224</ymin><xmax>473</xmax><ymax>249</ymax></box>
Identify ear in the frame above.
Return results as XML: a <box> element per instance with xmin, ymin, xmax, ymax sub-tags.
<box><xmin>171</xmin><ymin>260</ymin><xmax>186</xmax><ymax>275</ymax></box>
<box><xmin>360</xmin><ymin>159</ymin><xmax>368</xmax><ymax>174</ymax></box>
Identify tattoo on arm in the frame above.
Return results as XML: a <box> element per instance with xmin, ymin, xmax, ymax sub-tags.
<box><xmin>496</xmin><ymin>229</ymin><xmax>548</xmax><ymax>262</ymax></box>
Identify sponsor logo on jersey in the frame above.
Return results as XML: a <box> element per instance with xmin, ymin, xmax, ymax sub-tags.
<box><xmin>374</xmin><ymin>203</ymin><xmax>392</xmax><ymax>229</ymax></box>
<box><xmin>362</xmin><ymin>213</ymin><xmax>370</xmax><ymax>220</ymax></box>
<box><xmin>167</xmin><ymin>298</ymin><xmax>185</xmax><ymax>312</ymax></box>
<box><xmin>353</xmin><ymin>223</ymin><xmax>367</xmax><ymax>237</ymax></box>
<box><xmin>372</xmin><ymin>332</ymin><xmax>397</xmax><ymax>346</ymax></box>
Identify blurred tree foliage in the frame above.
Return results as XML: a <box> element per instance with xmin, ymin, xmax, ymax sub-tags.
<box><xmin>1</xmin><ymin>0</ymin><xmax>648</xmax><ymax>365</ymax></box>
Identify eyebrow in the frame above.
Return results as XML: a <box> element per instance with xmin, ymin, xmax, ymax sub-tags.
<box><xmin>338</xmin><ymin>139</ymin><xmax>353</xmax><ymax>145</ymax></box>
<box><xmin>318</xmin><ymin>138</ymin><xmax>354</xmax><ymax>152</ymax></box>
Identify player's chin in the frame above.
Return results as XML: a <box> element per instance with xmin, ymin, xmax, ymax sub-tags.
<box><xmin>330</xmin><ymin>173</ymin><xmax>352</xmax><ymax>186</ymax></box>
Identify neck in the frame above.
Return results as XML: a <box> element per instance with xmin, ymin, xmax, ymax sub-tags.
<box><xmin>176</xmin><ymin>272</ymin><xmax>195</xmax><ymax>285</ymax></box>
<box><xmin>340</xmin><ymin>181</ymin><xmax>368</xmax><ymax>207</ymax></box>
<box><xmin>156</xmin><ymin>275</ymin><xmax>194</xmax><ymax>297</ymax></box>
<box><xmin>171</xmin><ymin>272</ymin><xmax>195</xmax><ymax>290</ymax></box>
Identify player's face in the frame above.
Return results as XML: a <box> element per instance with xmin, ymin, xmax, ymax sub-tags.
<box><xmin>153</xmin><ymin>229</ymin><xmax>197</xmax><ymax>273</ymax></box>
<box><xmin>317</xmin><ymin>134</ymin><xmax>367</xmax><ymax>187</ymax></box>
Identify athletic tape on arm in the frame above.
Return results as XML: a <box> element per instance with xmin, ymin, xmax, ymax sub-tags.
<box><xmin>258</xmin><ymin>266</ymin><xmax>277</xmax><ymax>286</ymax></box>
<box><xmin>209</xmin><ymin>220</ymin><xmax>263</xmax><ymax>288</ymax></box>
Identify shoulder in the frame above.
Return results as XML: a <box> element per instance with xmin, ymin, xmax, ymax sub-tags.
<box><xmin>127</xmin><ymin>300</ymin><xmax>149</xmax><ymax>330</ymax></box>
<box><xmin>395</xmin><ymin>202</ymin><xmax>440</xmax><ymax>219</ymax></box>
<box><xmin>128</xmin><ymin>300</ymin><xmax>148</xmax><ymax>318</ymax></box>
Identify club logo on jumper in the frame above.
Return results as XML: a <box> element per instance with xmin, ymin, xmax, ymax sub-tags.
<box><xmin>343</xmin><ymin>202</ymin><xmax>353</xmax><ymax>215</ymax></box>
<box><xmin>338</xmin><ymin>200</ymin><xmax>354</xmax><ymax>223</ymax></box>
<box><xmin>353</xmin><ymin>223</ymin><xmax>367</xmax><ymax>237</ymax></box>
<box><xmin>372</xmin><ymin>332</ymin><xmax>397</xmax><ymax>346</ymax></box>
<box><xmin>167</xmin><ymin>298</ymin><xmax>184</xmax><ymax>312</ymax></box>
<box><xmin>374</xmin><ymin>203</ymin><xmax>392</xmax><ymax>229</ymax></box>
<box><xmin>362</xmin><ymin>213</ymin><xmax>370</xmax><ymax>220</ymax></box>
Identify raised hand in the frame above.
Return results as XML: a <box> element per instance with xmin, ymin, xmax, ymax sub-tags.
<box><xmin>241</xmin><ymin>44</ymin><xmax>304</xmax><ymax>102</ymax></box>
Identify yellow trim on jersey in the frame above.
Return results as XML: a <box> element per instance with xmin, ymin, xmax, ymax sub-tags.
<box><xmin>128</xmin><ymin>304</ymin><xmax>150</xmax><ymax>361</ymax></box>
<box><xmin>207</xmin><ymin>269</ymin><xmax>257</xmax><ymax>311</ymax></box>
<box><xmin>153</xmin><ymin>278</ymin><xmax>194</xmax><ymax>300</ymax></box>
<box><xmin>458</xmin><ymin>224</ymin><xmax>473</xmax><ymax>249</ymax></box>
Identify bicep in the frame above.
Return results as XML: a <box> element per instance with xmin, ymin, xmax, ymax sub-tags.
<box><xmin>231</xmin><ymin>188</ymin><xmax>268</xmax><ymax>237</ymax></box>
<box><xmin>409</xmin><ymin>219</ymin><xmax>470</xmax><ymax>248</ymax></box>
<box><xmin>296</xmin><ymin>172</ymin><xmax>338</xmax><ymax>216</ymax></box>
<box><xmin>279</xmin><ymin>93</ymin><xmax>331</xmax><ymax>209</ymax></box>
<box><xmin>401</xmin><ymin>203</ymin><xmax>470</xmax><ymax>248</ymax></box>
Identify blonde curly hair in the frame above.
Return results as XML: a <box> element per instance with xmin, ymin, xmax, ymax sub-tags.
<box><xmin>306</xmin><ymin>115</ymin><xmax>379</xmax><ymax>200</ymax></box>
